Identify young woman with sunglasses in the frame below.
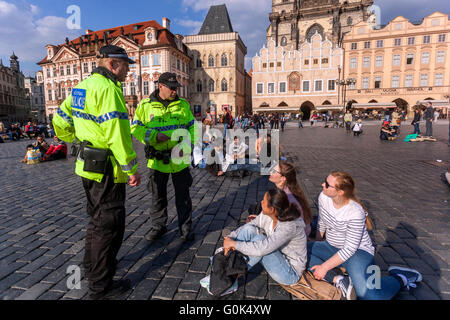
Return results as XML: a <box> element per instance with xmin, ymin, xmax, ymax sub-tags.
<box><xmin>307</xmin><ymin>171</ymin><xmax>422</xmax><ymax>300</ymax></box>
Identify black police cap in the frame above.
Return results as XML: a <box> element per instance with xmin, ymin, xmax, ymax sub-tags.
<box><xmin>158</xmin><ymin>72</ymin><xmax>181</xmax><ymax>89</ymax></box>
<box><xmin>97</xmin><ymin>45</ymin><xmax>135</xmax><ymax>64</ymax></box>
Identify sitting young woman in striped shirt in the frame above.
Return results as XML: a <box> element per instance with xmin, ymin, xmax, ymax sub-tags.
<box><xmin>307</xmin><ymin>171</ymin><xmax>422</xmax><ymax>300</ymax></box>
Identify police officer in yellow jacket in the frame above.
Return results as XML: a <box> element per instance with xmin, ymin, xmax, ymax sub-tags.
<box><xmin>52</xmin><ymin>45</ymin><xmax>141</xmax><ymax>299</ymax></box>
<box><xmin>132</xmin><ymin>72</ymin><xmax>199</xmax><ymax>243</ymax></box>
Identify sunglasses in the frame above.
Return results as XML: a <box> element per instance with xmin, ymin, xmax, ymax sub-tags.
<box><xmin>270</xmin><ymin>167</ymin><xmax>282</xmax><ymax>175</ymax></box>
<box><xmin>324</xmin><ymin>178</ymin><xmax>336</xmax><ymax>189</ymax></box>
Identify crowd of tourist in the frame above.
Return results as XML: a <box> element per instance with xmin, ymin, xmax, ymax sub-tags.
<box><xmin>0</xmin><ymin>121</ymin><xmax>54</xmax><ymax>143</ymax></box>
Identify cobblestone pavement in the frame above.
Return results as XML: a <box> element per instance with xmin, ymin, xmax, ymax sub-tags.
<box><xmin>0</xmin><ymin>121</ymin><xmax>448</xmax><ymax>300</ymax></box>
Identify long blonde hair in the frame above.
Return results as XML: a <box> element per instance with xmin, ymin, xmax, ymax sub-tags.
<box><xmin>330</xmin><ymin>171</ymin><xmax>373</xmax><ymax>230</ymax></box>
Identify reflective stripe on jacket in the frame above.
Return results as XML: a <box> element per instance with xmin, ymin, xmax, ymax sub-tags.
<box><xmin>131</xmin><ymin>93</ymin><xmax>200</xmax><ymax>173</ymax></box>
<box><xmin>52</xmin><ymin>71</ymin><xmax>138</xmax><ymax>183</ymax></box>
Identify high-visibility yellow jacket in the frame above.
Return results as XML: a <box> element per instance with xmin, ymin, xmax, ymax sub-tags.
<box><xmin>131</xmin><ymin>91</ymin><xmax>200</xmax><ymax>173</ymax></box>
<box><xmin>52</xmin><ymin>68</ymin><xmax>138</xmax><ymax>183</ymax></box>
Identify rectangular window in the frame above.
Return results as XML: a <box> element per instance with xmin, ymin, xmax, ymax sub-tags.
<box><xmin>304</xmin><ymin>59</ymin><xmax>309</xmax><ymax>65</ymax></box>
<box><xmin>420</xmin><ymin>74</ymin><xmax>428</xmax><ymax>87</ymax></box>
<box><xmin>421</xmin><ymin>52</ymin><xmax>430</xmax><ymax>64</ymax></box>
<box><xmin>364</xmin><ymin>41</ymin><xmax>371</xmax><ymax>49</ymax></box>
<box><xmin>351</xmin><ymin>43</ymin><xmax>357</xmax><ymax>50</ymax></box>
<box><xmin>376</xmin><ymin>40</ymin><xmax>384</xmax><ymax>48</ymax></box>
<box><xmin>91</xmin><ymin>62</ymin><xmax>96</xmax><ymax>70</ymax></box>
<box><xmin>153</xmin><ymin>54</ymin><xmax>160</xmax><ymax>66</ymax></box>
<box><xmin>60</xmin><ymin>66</ymin><xmax>64</xmax><ymax>76</ymax></box>
<box><xmin>375</xmin><ymin>56</ymin><xmax>383</xmax><ymax>67</ymax></box>
<box><xmin>438</xmin><ymin>34</ymin><xmax>446</xmax><ymax>43</ymax></box>
<box><xmin>423</xmin><ymin>35</ymin><xmax>431</xmax><ymax>44</ymax></box>
<box><xmin>177</xmin><ymin>59</ymin><xmax>180</xmax><ymax>70</ymax></box>
<box><xmin>279</xmin><ymin>82</ymin><xmax>286</xmax><ymax>93</ymax></box>
<box><xmin>362</xmin><ymin>77</ymin><xmax>369</xmax><ymax>89</ymax></box>
<box><xmin>143</xmin><ymin>81</ymin><xmax>149</xmax><ymax>95</ymax></box>
<box><xmin>262</xmin><ymin>63</ymin><xmax>267</xmax><ymax>68</ymax></box>
<box><xmin>303</xmin><ymin>81</ymin><xmax>310</xmax><ymax>92</ymax></box>
<box><xmin>406</xmin><ymin>53</ymin><xmax>414</xmax><ymax>65</ymax></box>
<box><xmin>48</xmin><ymin>89</ymin><xmax>52</xmax><ymax>101</ymax></box>
<box><xmin>314</xmin><ymin>80</ymin><xmax>322</xmax><ymax>92</ymax></box>
<box><xmin>313</xmin><ymin>59</ymin><xmax>319</xmax><ymax>65</ymax></box>
<box><xmin>350</xmin><ymin>57</ymin><xmax>357</xmax><ymax>69</ymax></box>
<box><xmin>256</xmin><ymin>83</ymin><xmax>263</xmax><ymax>94</ymax></box>
<box><xmin>437</xmin><ymin>51</ymin><xmax>445</xmax><ymax>63</ymax></box>
<box><xmin>405</xmin><ymin>74</ymin><xmax>413</xmax><ymax>87</ymax></box>
<box><xmin>83</xmin><ymin>63</ymin><xmax>88</xmax><ymax>73</ymax></box>
<box><xmin>363</xmin><ymin>56</ymin><xmax>370</xmax><ymax>68</ymax></box>
<box><xmin>277</xmin><ymin>62</ymin><xmax>282</xmax><ymax>67</ymax></box>
<box><xmin>408</xmin><ymin>37</ymin><xmax>415</xmax><ymax>45</ymax></box>
<box><xmin>142</xmin><ymin>55</ymin><xmax>148</xmax><ymax>67</ymax></box>
<box><xmin>328</xmin><ymin>79</ymin><xmax>335</xmax><ymax>91</ymax></box>
<box><xmin>73</xmin><ymin>64</ymin><xmax>77</xmax><ymax>74</ymax></box>
<box><xmin>269</xmin><ymin>62</ymin><xmax>274</xmax><ymax>68</ymax></box>
<box><xmin>322</xmin><ymin>58</ymin><xmax>329</xmax><ymax>64</ymax></box>
<box><xmin>268</xmin><ymin>83</ymin><xmax>275</xmax><ymax>94</ymax></box>
<box><xmin>66</xmin><ymin>65</ymin><xmax>71</xmax><ymax>76</ymax></box>
<box><xmin>435</xmin><ymin>73</ymin><xmax>443</xmax><ymax>86</ymax></box>
<box><xmin>47</xmin><ymin>69</ymin><xmax>51</xmax><ymax>78</ymax></box>
<box><xmin>394</xmin><ymin>38</ymin><xmax>402</xmax><ymax>46</ymax></box>
<box><xmin>122</xmin><ymin>83</ymin><xmax>127</xmax><ymax>96</ymax></box>
<box><xmin>392</xmin><ymin>76</ymin><xmax>400</xmax><ymax>88</ymax></box>
<box><xmin>182</xmin><ymin>62</ymin><xmax>185</xmax><ymax>73</ymax></box>
<box><xmin>67</xmin><ymin>87</ymin><xmax>72</xmax><ymax>95</ymax></box>
<box><xmin>374</xmin><ymin>77</ymin><xmax>382</xmax><ymax>89</ymax></box>
<box><xmin>393</xmin><ymin>54</ymin><xmax>401</xmax><ymax>66</ymax></box>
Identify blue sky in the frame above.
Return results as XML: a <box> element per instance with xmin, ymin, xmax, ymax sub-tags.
<box><xmin>0</xmin><ymin>0</ymin><xmax>448</xmax><ymax>76</ymax></box>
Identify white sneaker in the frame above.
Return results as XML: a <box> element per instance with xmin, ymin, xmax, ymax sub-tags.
<box><xmin>334</xmin><ymin>275</ymin><xmax>357</xmax><ymax>300</ymax></box>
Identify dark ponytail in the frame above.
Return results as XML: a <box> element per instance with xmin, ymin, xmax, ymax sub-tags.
<box><xmin>266</xmin><ymin>188</ymin><xmax>301</xmax><ymax>222</ymax></box>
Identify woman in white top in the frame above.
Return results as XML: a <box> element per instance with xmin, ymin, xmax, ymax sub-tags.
<box><xmin>307</xmin><ymin>171</ymin><xmax>422</xmax><ymax>300</ymax></box>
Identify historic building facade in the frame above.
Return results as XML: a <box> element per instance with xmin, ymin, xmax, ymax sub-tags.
<box><xmin>252</xmin><ymin>34</ymin><xmax>343</xmax><ymax>116</ymax></box>
<box><xmin>253</xmin><ymin>0</ymin><xmax>372</xmax><ymax>117</ymax></box>
<box><xmin>184</xmin><ymin>4</ymin><xmax>249</xmax><ymax>119</ymax></box>
<box><xmin>343</xmin><ymin>12</ymin><xmax>450</xmax><ymax>115</ymax></box>
<box><xmin>267</xmin><ymin>0</ymin><xmax>374</xmax><ymax>49</ymax></box>
<box><xmin>0</xmin><ymin>54</ymin><xmax>29</xmax><ymax>123</ymax></box>
<box><xmin>38</xmin><ymin>18</ymin><xmax>190</xmax><ymax>121</ymax></box>
<box><xmin>24</xmin><ymin>72</ymin><xmax>46</xmax><ymax>123</ymax></box>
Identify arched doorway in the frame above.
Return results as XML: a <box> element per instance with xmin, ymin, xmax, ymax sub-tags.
<box><xmin>392</xmin><ymin>98</ymin><xmax>409</xmax><ymax>112</ymax></box>
<box><xmin>278</xmin><ymin>102</ymin><xmax>288</xmax><ymax>107</ymax></box>
<box><xmin>369</xmin><ymin>99</ymin><xmax>378</xmax><ymax>103</ymax></box>
<box><xmin>301</xmin><ymin>101</ymin><xmax>314</xmax><ymax>120</ymax></box>
<box><xmin>322</xmin><ymin>100</ymin><xmax>332</xmax><ymax>105</ymax></box>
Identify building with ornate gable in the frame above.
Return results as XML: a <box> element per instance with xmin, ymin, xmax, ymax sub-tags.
<box><xmin>38</xmin><ymin>18</ymin><xmax>190</xmax><ymax>122</ymax></box>
<box><xmin>184</xmin><ymin>4</ymin><xmax>250</xmax><ymax>119</ymax></box>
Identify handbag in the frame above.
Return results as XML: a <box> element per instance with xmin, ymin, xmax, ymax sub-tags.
<box><xmin>280</xmin><ymin>271</ymin><xmax>343</xmax><ymax>300</ymax></box>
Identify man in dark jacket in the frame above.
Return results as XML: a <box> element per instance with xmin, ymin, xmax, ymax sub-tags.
<box><xmin>424</xmin><ymin>102</ymin><xmax>434</xmax><ymax>137</ymax></box>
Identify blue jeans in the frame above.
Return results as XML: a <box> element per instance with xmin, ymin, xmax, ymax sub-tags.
<box><xmin>233</xmin><ymin>224</ymin><xmax>299</xmax><ymax>285</ymax></box>
<box><xmin>413</xmin><ymin>123</ymin><xmax>420</xmax><ymax>134</ymax></box>
<box><xmin>223</xmin><ymin>123</ymin><xmax>228</xmax><ymax>140</ymax></box>
<box><xmin>307</xmin><ymin>241</ymin><xmax>402</xmax><ymax>300</ymax></box>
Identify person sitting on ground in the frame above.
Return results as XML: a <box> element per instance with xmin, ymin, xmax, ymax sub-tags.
<box><xmin>0</xmin><ymin>122</ymin><xmax>6</xmax><ymax>143</ymax></box>
<box><xmin>246</xmin><ymin>161</ymin><xmax>312</xmax><ymax>237</ymax></box>
<box><xmin>352</xmin><ymin>119</ymin><xmax>363</xmax><ymax>136</ymax></box>
<box><xmin>380</xmin><ymin>122</ymin><xmax>397</xmax><ymax>141</ymax></box>
<box><xmin>223</xmin><ymin>188</ymin><xmax>307</xmax><ymax>287</ymax></box>
<box><xmin>227</xmin><ymin>136</ymin><xmax>248</xmax><ymax>164</ymax></box>
<box><xmin>32</xmin><ymin>135</ymin><xmax>50</xmax><ymax>154</ymax></box>
<box><xmin>42</xmin><ymin>136</ymin><xmax>67</xmax><ymax>161</ymax></box>
<box><xmin>24</xmin><ymin>121</ymin><xmax>36</xmax><ymax>140</ymax></box>
<box><xmin>307</xmin><ymin>171</ymin><xmax>422</xmax><ymax>300</ymax></box>
<box><xmin>21</xmin><ymin>144</ymin><xmax>42</xmax><ymax>164</ymax></box>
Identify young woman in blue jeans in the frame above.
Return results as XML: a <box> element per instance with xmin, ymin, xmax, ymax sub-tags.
<box><xmin>224</xmin><ymin>188</ymin><xmax>307</xmax><ymax>286</ymax></box>
<box><xmin>307</xmin><ymin>171</ymin><xmax>422</xmax><ymax>300</ymax></box>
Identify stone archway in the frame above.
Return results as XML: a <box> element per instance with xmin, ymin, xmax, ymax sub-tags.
<box><xmin>301</xmin><ymin>101</ymin><xmax>314</xmax><ymax>120</ymax></box>
<box><xmin>392</xmin><ymin>98</ymin><xmax>409</xmax><ymax>112</ymax></box>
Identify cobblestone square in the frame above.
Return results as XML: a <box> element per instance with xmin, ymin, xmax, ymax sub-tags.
<box><xmin>0</xmin><ymin>121</ymin><xmax>448</xmax><ymax>300</ymax></box>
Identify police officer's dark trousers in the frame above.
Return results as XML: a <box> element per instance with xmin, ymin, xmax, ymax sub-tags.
<box><xmin>82</xmin><ymin>161</ymin><xmax>126</xmax><ymax>294</ymax></box>
<box><xmin>147</xmin><ymin>167</ymin><xmax>193</xmax><ymax>234</ymax></box>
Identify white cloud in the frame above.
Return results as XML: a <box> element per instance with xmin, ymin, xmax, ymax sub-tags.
<box><xmin>175</xmin><ymin>18</ymin><xmax>203</xmax><ymax>34</ymax></box>
<box><xmin>182</xmin><ymin>0</ymin><xmax>271</xmax><ymax>71</ymax></box>
<box><xmin>0</xmin><ymin>1</ymin><xmax>81</xmax><ymax>71</ymax></box>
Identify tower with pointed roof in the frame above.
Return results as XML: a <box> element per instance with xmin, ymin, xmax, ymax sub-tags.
<box><xmin>184</xmin><ymin>4</ymin><xmax>251</xmax><ymax>118</ymax></box>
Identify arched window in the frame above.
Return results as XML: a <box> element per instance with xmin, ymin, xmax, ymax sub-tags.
<box><xmin>196</xmin><ymin>80</ymin><xmax>202</xmax><ymax>92</ymax></box>
<box><xmin>221</xmin><ymin>53</ymin><xmax>228</xmax><ymax>67</ymax></box>
<box><xmin>209</xmin><ymin>80</ymin><xmax>215</xmax><ymax>92</ymax></box>
<box><xmin>280</xmin><ymin>36</ymin><xmax>287</xmax><ymax>46</ymax></box>
<box><xmin>208</xmin><ymin>55</ymin><xmax>214</xmax><ymax>67</ymax></box>
<box><xmin>221</xmin><ymin>79</ymin><xmax>228</xmax><ymax>92</ymax></box>
<box><xmin>347</xmin><ymin>17</ymin><xmax>353</xmax><ymax>26</ymax></box>
<box><xmin>196</xmin><ymin>58</ymin><xmax>202</xmax><ymax>68</ymax></box>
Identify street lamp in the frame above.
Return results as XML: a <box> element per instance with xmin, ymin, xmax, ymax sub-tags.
<box><xmin>335</xmin><ymin>78</ymin><xmax>356</xmax><ymax>112</ymax></box>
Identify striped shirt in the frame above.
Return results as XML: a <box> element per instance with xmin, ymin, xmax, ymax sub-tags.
<box><xmin>317</xmin><ymin>192</ymin><xmax>374</xmax><ymax>261</ymax></box>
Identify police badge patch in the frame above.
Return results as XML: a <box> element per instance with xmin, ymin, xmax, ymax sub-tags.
<box><xmin>71</xmin><ymin>89</ymin><xmax>86</xmax><ymax>110</ymax></box>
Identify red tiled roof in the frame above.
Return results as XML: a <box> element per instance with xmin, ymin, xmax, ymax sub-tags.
<box><xmin>38</xmin><ymin>20</ymin><xmax>187</xmax><ymax>65</ymax></box>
